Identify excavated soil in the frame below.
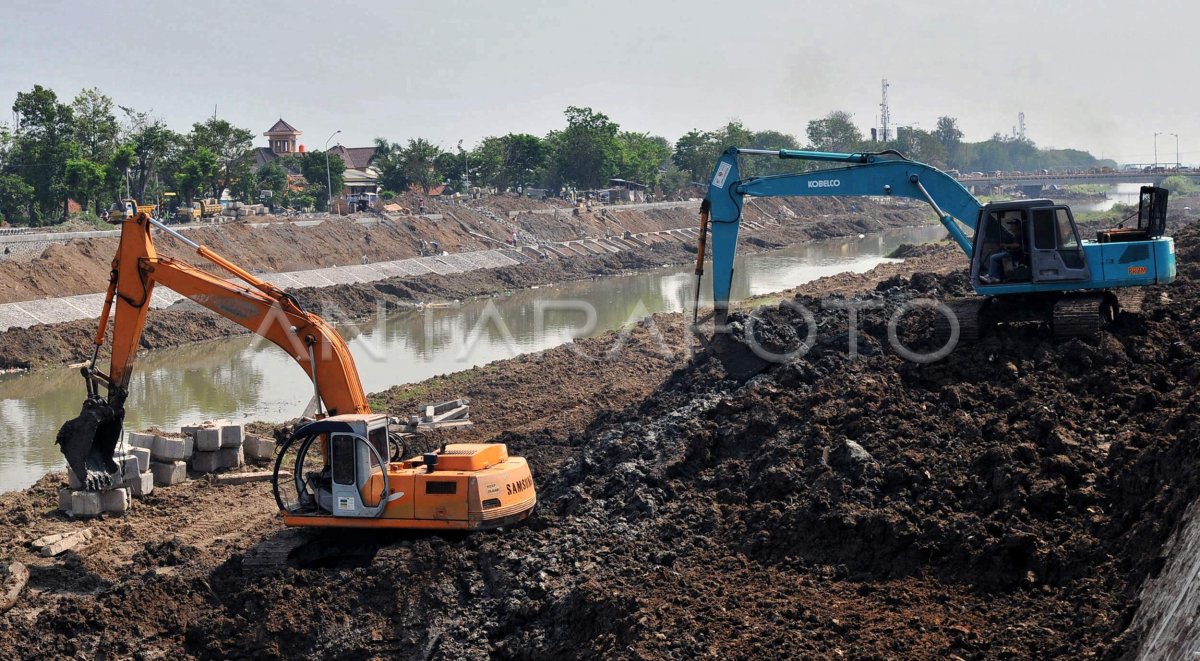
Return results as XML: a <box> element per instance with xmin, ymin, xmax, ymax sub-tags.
<box><xmin>0</xmin><ymin>219</ymin><xmax>1197</xmax><ymax>658</ymax></box>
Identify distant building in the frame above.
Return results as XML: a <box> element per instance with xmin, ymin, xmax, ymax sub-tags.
<box><xmin>256</xmin><ymin>118</ymin><xmax>303</xmax><ymax>167</ymax></box>
<box><xmin>253</xmin><ymin>119</ymin><xmax>380</xmax><ymax>210</ymax></box>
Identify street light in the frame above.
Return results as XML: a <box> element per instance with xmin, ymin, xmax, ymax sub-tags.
<box><xmin>1170</xmin><ymin>133</ymin><xmax>1180</xmax><ymax>168</ymax></box>
<box><xmin>1154</xmin><ymin>131</ymin><xmax>1162</xmax><ymax>168</ymax></box>
<box><xmin>458</xmin><ymin>140</ymin><xmax>470</xmax><ymax>190</ymax></box>
<box><xmin>324</xmin><ymin>129</ymin><xmax>338</xmax><ymax>212</ymax></box>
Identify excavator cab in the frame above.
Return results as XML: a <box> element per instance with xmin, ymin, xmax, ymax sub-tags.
<box><xmin>972</xmin><ymin>200</ymin><xmax>1089</xmax><ymax>286</ymax></box>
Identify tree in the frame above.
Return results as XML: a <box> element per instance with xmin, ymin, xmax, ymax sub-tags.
<box><xmin>256</xmin><ymin>161</ymin><xmax>290</xmax><ymax>207</ymax></box>
<box><xmin>749</xmin><ymin>129</ymin><xmax>801</xmax><ymax>175</ymax></box>
<box><xmin>299</xmin><ymin>150</ymin><xmax>345</xmax><ymax>210</ymax></box>
<box><xmin>173</xmin><ymin>147</ymin><xmax>219</xmax><ymax>207</ymax></box>
<box><xmin>806</xmin><ymin>110</ymin><xmax>863</xmax><ymax>153</ymax></box>
<box><xmin>615</xmin><ymin>132</ymin><xmax>671</xmax><ymax>189</ymax></box>
<box><xmin>126</xmin><ymin>120</ymin><xmax>178</xmax><ymax>202</ymax></box>
<box><xmin>935</xmin><ymin>116</ymin><xmax>962</xmax><ymax>153</ymax></box>
<box><xmin>500</xmin><ymin>133</ymin><xmax>546</xmax><ymax>190</ymax></box>
<box><xmin>398</xmin><ymin>138</ymin><xmax>444</xmax><ymax>195</ymax></box>
<box><xmin>188</xmin><ymin>118</ymin><xmax>254</xmax><ymax>199</ymax></box>
<box><xmin>371</xmin><ymin>138</ymin><xmax>409</xmax><ymax>193</ymax></box>
<box><xmin>71</xmin><ymin>88</ymin><xmax>118</xmax><ymax>164</ymax></box>
<box><xmin>548</xmin><ymin>106</ymin><xmax>621</xmax><ymax>189</ymax></box>
<box><xmin>672</xmin><ymin>129</ymin><xmax>718</xmax><ymax>184</ymax></box>
<box><xmin>10</xmin><ymin>85</ymin><xmax>77</xmax><ymax>223</ymax></box>
<box><xmin>0</xmin><ymin>173</ymin><xmax>34</xmax><ymax>225</ymax></box>
<box><xmin>64</xmin><ymin>158</ymin><xmax>106</xmax><ymax>213</ymax></box>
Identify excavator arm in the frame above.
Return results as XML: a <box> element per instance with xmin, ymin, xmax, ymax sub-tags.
<box><xmin>58</xmin><ymin>210</ymin><xmax>369</xmax><ymax>487</ymax></box>
<box><xmin>702</xmin><ymin>147</ymin><xmax>983</xmax><ymax>318</ymax></box>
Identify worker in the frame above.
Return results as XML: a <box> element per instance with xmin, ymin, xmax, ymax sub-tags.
<box><xmin>981</xmin><ymin>217</ymin><xmax>1024</xmax><ymax>284</ymax></box>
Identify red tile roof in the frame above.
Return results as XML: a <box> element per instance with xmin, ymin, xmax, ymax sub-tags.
<box><xmin>326</xmin><ymin>145</ymin><xmax>378</xmax><ymax>170</ymax></box>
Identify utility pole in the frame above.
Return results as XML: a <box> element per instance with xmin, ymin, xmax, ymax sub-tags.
<box><xmin>1154</xmin><ymin>131</ymin><xmax>1162</xmax><ymax>168</ymax></box>
<box><xmin>879</xmin><ymin>79</ymin><xmax>891</xmax><ymax>142</ymax></box>
<box><xmin>1171</xmin><ymin>133</ymin><xmax>1180</xmax><ymax>168</ymax></box>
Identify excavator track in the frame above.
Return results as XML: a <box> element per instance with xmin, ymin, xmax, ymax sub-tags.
<box><xmin>241</xmin><ymin>529</ymin><xmax>314</xmax><ymax>575</ymax></box>
<box><xmin>1052</xmin><ymin>295</ymin><xmax>1109</xmax><ymax>338</ymax></box>
<box><xmin>936</xmin><ymin>297</ymin><xmax>988</xmax><ymax>344</ymax></box>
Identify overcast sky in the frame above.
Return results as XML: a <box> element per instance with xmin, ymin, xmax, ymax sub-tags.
<box><xmin>3</xmin><ymin>0</ymin><xmax>1196</xmax><ymax>165</ymax></box>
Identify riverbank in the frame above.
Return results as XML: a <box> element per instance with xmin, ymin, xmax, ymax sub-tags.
<box><xmin>0</xmin><ymin>197</ymin><xmax>932</xmax><ymax>372</ymax></box>
<box><xmin>1</xmin><ymin>222</ymin><xmax>1197</xmax><ymax>657</ymax></box>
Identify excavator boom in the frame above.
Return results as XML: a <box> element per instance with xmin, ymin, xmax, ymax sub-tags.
<box><xmin>58</xmin><ymin>209</ymin><xmax>368</xmax><ymax>487</ymax></box>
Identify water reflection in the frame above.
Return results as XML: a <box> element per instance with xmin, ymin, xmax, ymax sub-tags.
<box><xmin>0</xmin><ymin>224</ymin><xmax>947</xmax><ymax>491</ymax></box>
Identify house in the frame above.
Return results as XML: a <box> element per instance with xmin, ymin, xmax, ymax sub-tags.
<box><xmin>254</xmin><ymin>119</ymin><xmax>381</xmax><ymax>209</ymax></box>
<box><xmin>607</xmin><ymin>178</ymin><xmax>647</xmax><ymax>203</ymax></box>
<box><xmin>255</xmin><ymin>118</ymin><xmax>302</xmax><ymax>167</ymax></box>
<box><xmin>326</xmin><ymin>144</ymin><xmax>382</xmax><ymax>207</ymax></box>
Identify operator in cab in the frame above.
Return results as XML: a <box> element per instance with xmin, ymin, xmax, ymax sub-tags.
<box><xmin>980</xmin><ymin>216</ymin><xmax>1024</xmax><ymax>284</ymax></box>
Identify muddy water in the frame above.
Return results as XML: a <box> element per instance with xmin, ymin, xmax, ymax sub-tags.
<box><xmin>0</xmin><ymin>225</ymin><xmax>947</xmax><ymax>491</ymax></box>
<box><xmin>1067</xmin><ymin>182</ymin><xmax>1155</xmax><ymax>213</ymax></box>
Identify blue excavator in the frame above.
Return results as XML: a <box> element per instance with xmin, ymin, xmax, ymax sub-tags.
<box><xmin>695</xmin><ymin>147</ymin><xmax>1176</xmax><ymax>339</ymax></box>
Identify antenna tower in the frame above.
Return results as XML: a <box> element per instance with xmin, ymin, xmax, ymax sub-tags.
<box><xmin>879</xmin><ymin>79</ymin><xmax>891</xmax><ymax>142</ymax></box>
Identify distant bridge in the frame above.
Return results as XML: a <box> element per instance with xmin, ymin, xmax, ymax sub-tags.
<box><xmin>957</xmin><ymin>169</ymin><xmax>1200</xmax><ymax>189</ymax></box>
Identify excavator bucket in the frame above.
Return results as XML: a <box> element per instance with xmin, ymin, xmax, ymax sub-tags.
<box><xmin>55</xmin><ymin>398</ymin><xmax>124</xmax><ymax>490</ymax></box>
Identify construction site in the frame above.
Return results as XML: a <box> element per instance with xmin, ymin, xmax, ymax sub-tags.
<box><xmin>0</xmin><ymin>148</ymin><xmax>1197</xmax><ymax>659</ymax></box>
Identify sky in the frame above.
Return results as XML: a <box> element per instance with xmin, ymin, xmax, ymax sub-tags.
<box><xmin>2</xmin><ymin>0</ymin><xmax>1197</xmax><ymax>165</ymax></box>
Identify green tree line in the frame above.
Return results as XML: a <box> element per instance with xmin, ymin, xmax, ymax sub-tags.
<box><xmin>0</xmin><ymin>83</ymin><xmax>1116</xmax><ymax>227</ymax></box>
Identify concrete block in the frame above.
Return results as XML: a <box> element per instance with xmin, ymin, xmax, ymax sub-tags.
<box><xmin>126</xmin><ymin>471</ymin><xmax>154</xmax><ymax>497</ymax></box>
<box><xmin>214</xmin><ymin>471</ymin><xmax>273</xmax><ymax>485</ymax></box>
<box><xmin>101</xmin><ymin>488</ymin><xmax>130</xmax><ymax>513</ymax></box>
<box><xmin>217</xmin><ymin>446</ymin><xmax>244</xmax><ymax>469</ymax></box>
<box><xmin>152</xmin><ymin>435</ymin><xmax>193</xmax><ymax>462</ymax></box>
<box><xmin>151</xmin><ymin>461</ymin><xmax>187</xmax><ymax>486</ymax></box>
<box><xmin>58</xmin><ymin>487</ymin><xmax>72</xmax><ymax>512</ymax></box>
<box><xmin>33</xmin><ymin>529</ymin><xmax>92</xmax><ymax>556</ymax></box>
<box><xmin>129</xmin><ymin>447</ymin><xmax>151</xmax><ymax>473</ymax></box>
<box><xmin>219</xmin><ymin>424</ymin><xmax>244</xmax><ymax>449</ymax></box>
<box><xmin>69</xmin><ymin>491</ymin><xmax>103</xmax><ymax>518</ymax></box>
<box><xmin>115</xmin><ymin>453</ymin><xmax>140</xmax><ymax>480</ymax></box>
<box><xmin>243</xmin><ymin>435</ymin><xmax>276</xmax><ymax>461</ymax></box>
<box><xmin>191</xmin><ymin>451</ymin><xmax>221</xmax><ymax>473</ymax></box>
<box><xmin>194</xmin><ymin>427</ymin><xmax>221</xmax><ymax>452</ymax></box>
<box><xmin>127</xmin><ymin>431</ymin><xmax>156</xmax><ymax>450</ymax></box>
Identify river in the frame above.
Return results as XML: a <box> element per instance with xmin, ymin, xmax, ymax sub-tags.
<box><xmin>1065</xmin><ymin>182</ymin><xmax>1154</xmax><ymax>213</ymax></box>
<box><xmin>0</xmin><ymin>224</ymin><xmax>948</xmax><ymax>492</ymax></box>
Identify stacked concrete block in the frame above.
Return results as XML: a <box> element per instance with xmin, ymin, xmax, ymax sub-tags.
<box><xmin>101</xmin><ymin>488</ymin><xmax>131</xmax><ymax>513</ymax></box>
<box><xmin>193</xmin><ymin>427</ymin><xmax>222</xmax><ymax>452</ymax></box>
<box><xmin>243</xmin><ymin>435</ymin><xmax>276</xmax><ymax>462</ymax></box>
<box><xmin>220</xmin><ymin>423</ymin><xmax>244</xmax><ymax>448</ymax></box>
<box><xmin>125</xmin><ymin>471</ymin><xmax>154</xmax><ymax>497</ymax></box>
<box><xmin>126</xmin><ymin>431</ymin><xmax>156</xmax><ymax>451</ymax></box>
<box><xmin>69</xmin><ymin>491</ymin><xmax>103</xmax><ymax>518</ymax></box>
<box><xmin>151</xmin><ymin>460</ymin><xmax>187</xmax><ymax>486</ymax></box>
<box><xmin>185</xmin><ymin>420</ymin><xmax>245</xmax><ymax>472</ymax></box>
<box><xmin>129</xmin><ymin>447</ymin><xmax>151</xmax><ymax>473</ymax></box>
<box><xmin>217</xmin><ymin>446</ymin><xmax>244</xmax><ymax>469</ymax></box>
<box><xmin>151</xmin><ymin>434</ymin><xmax>193</xmax><ymax>462</ymax></box>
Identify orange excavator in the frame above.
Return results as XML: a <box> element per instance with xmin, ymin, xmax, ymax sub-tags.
<box><xmin>56</xmin><ymin>201</ymin><xmax>536</xmax><ymax>531</ymax></box>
